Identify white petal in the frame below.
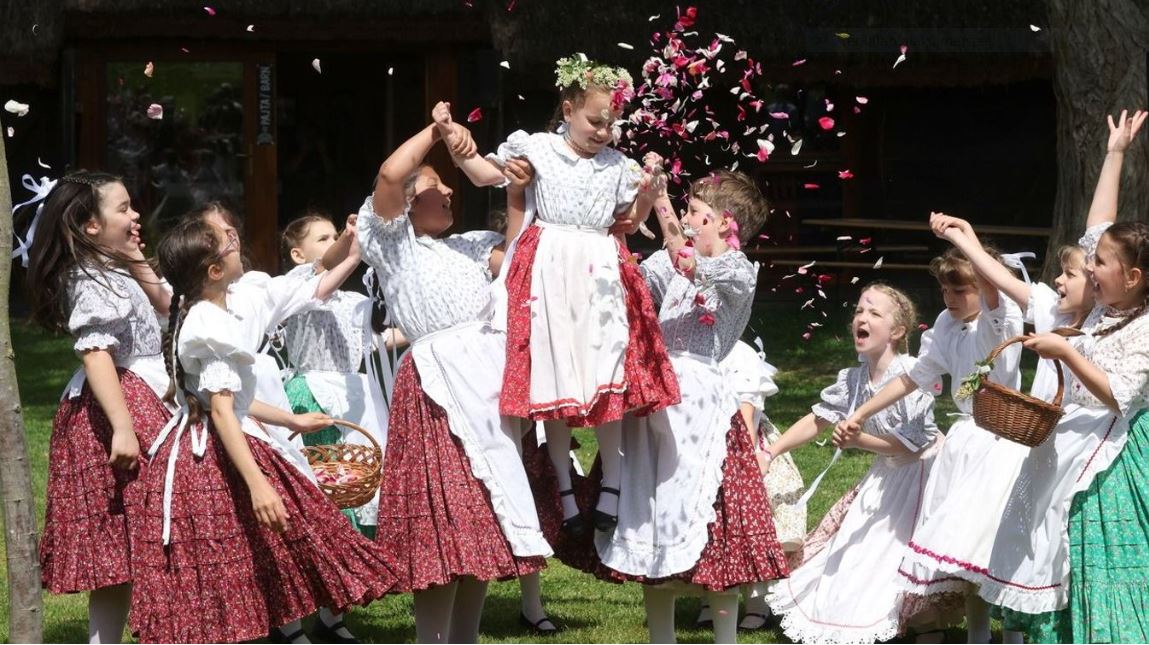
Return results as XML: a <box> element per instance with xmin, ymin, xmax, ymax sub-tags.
<box><xmin>311</xmin><ymin>58</ymin><xmax>322</xmax><ymax>74</ymax></box>
<box><xmin>4</xmin><ymin>100</ymin><xmax>30</xmax><ymax>117</ymax></box>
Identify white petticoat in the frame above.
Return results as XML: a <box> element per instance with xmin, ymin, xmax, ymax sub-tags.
<box><xmin>595</xmin><ymin>351</ymin><xmax>737</xmax><ymax>577</ymax></box>
<box><xmin>769</xmin><ymin>436</ymin><xmax>945</xmax><ymax>644</ymax></box>
<box><xmin>525</xmin><ymin>221</ymin><xmax>630</xmax><ymax>418</ymax></box>
<box><xmin>411</xmin><ymin>321</ymin><xmax>552</xmax><ymax>558</ymax></box>
<box><xmin>897</xmin><ymin>417</ymin><xmax>1030</xmax><ymax>595</ymax></box>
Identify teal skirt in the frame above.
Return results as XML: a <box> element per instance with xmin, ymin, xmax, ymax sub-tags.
<box><xmin>1007</xmin><ymin>409</ymin><xmax>1149</xmax><ymax>643</ymax></box>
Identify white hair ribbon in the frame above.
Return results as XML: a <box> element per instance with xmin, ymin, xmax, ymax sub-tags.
<box><xmin>1000</xmin><ymin>251</ymin><xmax>1036</xmax><ymax>285</ymax></box>
<box><xmin>10</xmin><ymin>174</ymin><xmax>57</xmax><ymax>267</ymax></box>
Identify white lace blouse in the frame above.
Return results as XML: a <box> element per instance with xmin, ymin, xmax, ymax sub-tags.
<box><xmin>356</xmin><ymin>197</ymin><xmax>504</xmax><ymax>341</ymax></box>
<box><xmin>813</xmin><ymin>355</ymin><xmax>939</xmax><ymax>451</ymax></box>
<box><xmin>488</xmin><ymin>130</ymin><xmax>643</xmax><ymax>229</ymax></box>
<box><xmin>67</xmin><ymin>265</ymin><xmax>163</xmax><ymax>361</ymax></box>
<box><xmin>281</xmin><ymin>264</ymin><xmax>372</xmax><ymax>373</ymax></box>
<box><xmin>640</xmin><ymin>248</ymin><xmax>758</xmax><ymax>361</ymax></box>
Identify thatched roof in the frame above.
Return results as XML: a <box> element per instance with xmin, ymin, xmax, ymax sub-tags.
<box><xmin>2</xmin><ymin>0</ymin><xmax>1051</xmax><ymax>86</ymax></box>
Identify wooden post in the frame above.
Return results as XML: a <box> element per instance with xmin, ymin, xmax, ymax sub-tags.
<box><xmin>244</xmin><ymin>54</ymin><xmax>279</xmax><ymax>272</ymax></box>
<box><xmin>0</xmin><ymin>116</ymin><xmax>45</xmax><ymax>644</ymax></box>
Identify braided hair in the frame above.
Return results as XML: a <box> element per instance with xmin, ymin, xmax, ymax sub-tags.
<box><xmin>156</xmin><ymin>218</ymin><xmax>225</xmax><ymax>426</ymax></box>
<box><xmin>1093</xmin><ymin>222</ymin><xmax>1149</xmax><ymax>339</ymax></box>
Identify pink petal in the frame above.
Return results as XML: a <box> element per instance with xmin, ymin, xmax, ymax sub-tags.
<box><xmin>792</xmin><ymin>58</ymin><xmax>807</xmax><ymax>66</ymax></box>
<box><xmin>146</xmin><ymin>103</ymin><xmax>163</xmax><ymax>120</ymax></box>
<box><xmin>838</xmin><ymin>169</ymin><xmax>854</xmax><ymax>179</ymax></box>
<box><xmin>203</xmin><ymin>6</ymin><xmax>216</xmax><ymax>16</ymax></box>
<box><xmin>818</xmin><ymin>116</ymin><xmax>835</xmax><ymax>130</ymax></box>
<box><xmin>803</xmin><ymin>182</ymin><xmax>820</xmax><ymax>190</ymax></box>
<box><xmin>144</xmin><ymin>61</ymin><xmax>154</xmax><ymax>78</ymax></box>
<box><xmin>467</xmin><ymin>107</ymin><xmax>483</xmax><ymax>123</ymax></box>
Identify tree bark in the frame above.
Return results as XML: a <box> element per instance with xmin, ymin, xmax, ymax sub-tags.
<box><xmin>0</xmin><ymin>119</ymin><xmax>45</xmax><ymax>642</ymax></box>
<box><xmin>1046</xmin><ymin>0</ymin><xmax>1149</xmax><ymax>280</ymax></box>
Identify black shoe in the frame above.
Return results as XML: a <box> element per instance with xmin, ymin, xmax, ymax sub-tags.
<box><xmin>593</xmin><ymin>486</ymin><xmax>620</xmax><ymax>532</ymax></box>
<box><xmin>519</xmin><ymin>612</ymin><xmax>561</xmax><ymax>635</ymax></box>
<box><xmin>558</xmin><ymin>488</ymin><xmax>588</xmax><ymax>537</ymax></box>
<box><xmin>311</xmin><ymin>619</ymin><xmax>359</xmax><ymax>644</ymax></box>
<box><xmin>268</xmin><ymin>627</ymin><xmax>309</xmax><ymax>644</ymax></box>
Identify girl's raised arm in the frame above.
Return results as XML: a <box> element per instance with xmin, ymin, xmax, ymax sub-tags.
<box><xmin>931</xmin><ymin>212</ymin><xmax>1031</xmax><ymax>313</ymax></box>
<box><xmin>1087</xmin><ymin>110</ymin><xmax>1147</xmax><ymax>229</ymax></box>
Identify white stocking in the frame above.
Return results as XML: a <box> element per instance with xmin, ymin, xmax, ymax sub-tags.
<box><xmin>88</xmin><ymin>584</ymin><xmax>131</xmax><ymax>644</ymax></box>
<box><xmin>518</xmin><ymin>572</ymin><xmax>547</xmax><ymax>623</ymax></box>
<box><xmin>594</xmin><ymin>420</ymin><xmax>622</xmax><ymax>517</ymax></box>
<box><xmin>965</xmin><ymin>593</ymin><xmax>991</xmax><ymax>644</ymax></box>
<box><xmin>414</xmin><ymin>582</ymin><xmax>458</xmax><ymax>644</ymax></box>
<box><xmin>544</xmin><ymin>420</ymin><xmax>579</xmax><ymax>519</ymax></box>
<box><xmin>643</xmin><ymin>586</ymin><xmax>677</xmax><ymax>644</ymax></box>
<box><xmin>448</xmin><ymin>576</ymin><xmax>489</xmax><ymax>643</ymax></box>
<box><xmin>707</xmin><ymin>591</ymin><xmax>740</xmax><ymax>644</ymax></box>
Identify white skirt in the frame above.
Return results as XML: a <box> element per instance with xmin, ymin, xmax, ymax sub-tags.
<box><xmin>526</xmin><ymin>221</ymin><xmax>630</xmax><ymax>417</ymax></box>
<box><xmin>769</xmin><ymin>436</ymin><xmax>945</xmax><ymax>644</ymax></box>
<box><xmin>411</xmin><ymin>321</ymin><xmax>552</xmax><ymax>558</ymax></box>
<box><xmin>897</xmin><ymin>417</ymin><xmax>1031</xmax><ymax>595</ymax></box>
<box><xmin>595</xmin><ymin>352</ymin><xmax>737</xmax><ymax>577</ymax></box>
<box><xmin>978</xmin><ymin>403</ymin><xmax>1129</xmax><ymax>613</ymax></box>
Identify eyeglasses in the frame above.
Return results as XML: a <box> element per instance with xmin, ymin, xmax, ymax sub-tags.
<box><xmin>215</xmin><ymin>231</ymin><xmax>239</xmax><ymax>261</ymax></box>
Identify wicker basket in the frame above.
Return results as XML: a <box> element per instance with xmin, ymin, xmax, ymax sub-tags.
<box><xmin>971</xmin><ymin>336</ymin><xmax>1065</xmax><ymax>447</ymax></box>
<box><xmin>291</xmin><ymin>420</ymin><xmax>383</xmax><ymax>509</ymax></box>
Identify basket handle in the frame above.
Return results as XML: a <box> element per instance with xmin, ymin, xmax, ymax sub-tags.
<box><xmin>981</xmin><ymin>335</ymin><xmax>1065</xmax><ymax>408</ymax></box>
<box><xmin>288</xmin><ymin>419</ymin><xmax>381</xmax><ymax>452</ymax></box>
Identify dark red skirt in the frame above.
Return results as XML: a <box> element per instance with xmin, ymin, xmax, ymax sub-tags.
<box><xmin>501</xmin><ymin>224</ymin><xmax>680</xmax><ymax>426</ymax></box>
<box><xmin>39</xmin><ymin>369</ymin><xmax>170</xmax><ymax>594</ymax></box>
<box><xmin>525</xmin><ymin>414</ymin><xmax>790</xmax><ymax>590</ymax></box>
<box><xmin>129</xmin><ymin>423</ymin><xmax>398</xmax><ymax>643</ymax></box>
<box><xmin>375</xmin><ymin>355</ymin><xmax>545</xmax><ymax>593</ymax></box>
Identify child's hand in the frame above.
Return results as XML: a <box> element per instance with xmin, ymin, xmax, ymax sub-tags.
<box><xmin>929</xmin><ymin>211</ymin><xmax>973</xmax><ymax>241</ymax></box>
<box><xmin>108</xmin><ymin>426</ymin><xmax>140</xmax><ymax>470</ymax></box>
<box><xmin>1108</xmin><ymin>109</ymin><xmax>1149</xmax><ymax>153</ymax></box>
<box><xmin>833</xmin><ymin>418</ymin><xmax>862</xmax><ymax>448</ymax></box>
<box><xmin>288</xmin><ymin>412</ymin><xmax>334</xmax><ymax>434</ymax></box>
<box><xmin>431</xmin><ymin>101</ymin><xmax>454</xmax><ymax>130</ymax></box>
<box><xmin>343</xmin><ymin>213</ymin><xmax>358</xmax><ymax>236</ymax></box>
<box><xmin>609</xmin><ymin>206</ymin><xmax>645</xmax><ymax>237</ymax></box>
<box><xmin>1022</xmin><ymin>332</ymin><xmax>1073</xmax><ymax>360</ymax></box>
<box><xmin>754</xmin><ymin>449</ymin><xmax>774</xmax><ymax>476</ymax></box>
<box><xmin>447</xmin><ymin>123</ymin><xmax>477</xmax><ymax>158</ymax></box>
<box><xmin>250</xmin><ymin>479</ymin><xmax>289</xmax><ymax>532</ymax></box>
<box><xmin>503</xmin><ymin>157</ymin><xmax>535</xmax><ymax>193</ymax></box>
<box><xmin>673</xmin><ymin>244</ymin><xmax>697</xmax><ymax>279</ymax></box>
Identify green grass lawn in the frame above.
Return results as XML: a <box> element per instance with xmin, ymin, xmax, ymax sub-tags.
<box><xmin>1</xmin><ymin>306</ymin><xmax>990</xmax><ymax>643</ymax></box>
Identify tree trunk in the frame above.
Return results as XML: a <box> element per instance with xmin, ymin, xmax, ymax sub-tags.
<box><xmin>1045</xmin><ymin>0</ymin><xmax>1149</xmax><ymax>280</ymax></box>
<box><xmin>0</xmin><ymin>121</ymin><xmax>45</xmax><ymax>641</ymax></box>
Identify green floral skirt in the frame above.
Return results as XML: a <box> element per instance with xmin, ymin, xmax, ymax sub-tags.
<box><xmin>1007</xmin><ymin>409</ymin><xmax>1149</xmax><ymax>643</ymax></box>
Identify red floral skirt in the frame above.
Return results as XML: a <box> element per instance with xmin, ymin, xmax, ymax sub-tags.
<box><xmin>39</xmin><ymin>369</ymin><xmax>169</xmax><ymax>594</ymax></box>
<box><xmin>375</xmin><ymin>356</ymin><xmax>545</xmax><ymax>593</ymax></box>
<box><xmin>501</xmin><ymin>224</ymin><xmax>680</xmax><ymax>426</ymax></box>
<box><xmin>525</xmin><ymin>414</ymin><xmax>790</xmax><ymax>590</ymax></box>
<box><xmin>129</xmin><ymin>423</ymin><xmax>397</xmax><ymax>643</ymax></box>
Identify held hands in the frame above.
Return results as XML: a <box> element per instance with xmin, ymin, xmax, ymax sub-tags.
<box><xmin>250</xmin><ymin>478</ymin><xmax>290</xmax><ymax>532</ymax></box>
<box><xmin>639</xmin><ymin>152</ymin><xmax>668</xmax><ymax>197</ymax></box>
<box><xmin>1107</xmin><ymin>109</ymin><xmax>1148</xmax><ymax>153</ymax></box>
<box><xmin>108</xmin><ymin>425</ymin><xmax>141</xmax><ymax>470</ymax></box>
<box><xmin>503</xmin><ymin>157</ymin><xmax>535</xmax><ymax>194</ymax></box>
<box><xmin>754</xmin><ymin>448</ymin><xmax>774</xmax><ymax>476</ymax></box>
<box><xmin>832</xmin><ymin>418</ymin><xmax>863</xmax><ymax>449</ymax></box>
<box><xmin>431</xmin><ymin>101</ymin><xmax>477</xmax><ymax>158</ymax></box>
<box><xmin>1022</xmin><ymin>332</ymin><xmax>1073</xmax><ymax>361</ymax></box>
<box><xmin>928</xmin><ymin>211</ymin><xmax>974</xmax><ymax>241</ymax></box>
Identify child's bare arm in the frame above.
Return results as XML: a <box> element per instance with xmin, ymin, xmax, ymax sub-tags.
<box><xmin>82</xmin><ymin>349</ymin><xmax>140</xmax><ymax>470</ymax></box>
<box><xmin>767</xmin><ymin>412</ymin><xmax>830</xmax><ymax>459</ymax></box>
<box><xmin>932</xmin><ymin>212</ymin><xmax>1031</xmax><ymax>312</ymax></box>
<box><xmin>1088</xmin><ymin>110</ymin><xmax>1148</xmax><ymax>229</ymax></box>
<box><xmin>432</xmin><ymin>102</ymin><xmax>506</xmax><ymax>187</ymax></box>
<box><xmin>210</xmin><ymin>391</ymin><xmax>290</xmax><ymax>532</ymax></box>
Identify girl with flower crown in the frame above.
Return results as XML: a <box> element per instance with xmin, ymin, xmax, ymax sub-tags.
<box><xmin>444</xmin><ymin>54</ymin><xmax>680</xmax><ymax>537</ymax></box>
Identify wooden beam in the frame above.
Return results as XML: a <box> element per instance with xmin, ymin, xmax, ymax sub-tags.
<box><xmin>803</xmin><ymin>218</ymin><xmax>1051</xmax><ymax>237</ymax></box>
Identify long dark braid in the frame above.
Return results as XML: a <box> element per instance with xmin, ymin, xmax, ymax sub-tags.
<box><xmin>156</xmin><ymin>218</ymin><xmax>223</xmax><ymax>426</ymax></box>
<box><xmin>1093</xmin><ymin>222</ymin><xmax>1149</xmax><ymax>339</ymax></box>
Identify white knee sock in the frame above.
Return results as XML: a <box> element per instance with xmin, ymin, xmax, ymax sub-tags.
<box><xmin>595</xmin><ymin>421</ymin><xmax>622</xmax><ymax>517</ymax></box>
<box><xmin>965</xmin><ymin>594</ymin><xmax>991</xmax><ymax>644</ymax></box>
<box><xmin>88</xmin><ymin>584</ymin><xmax>131</xmax><ymax>644</ymax></box>
<box><xmin>414</xmin><ymin>582</ymin><xmax>458</xmax><ymax>644</ymax></box>
<box><xmin>448</xmin><ymin>576</ymin><xmax>489</xmax><ymax>643</ymax></box>
<box><xmin>518</xmin><ymin>572</ymin><xmax>547</xmax><ymax>622</ymax></box>
<box><xmin>318</xmin><ymin>607</ymin><xmax>355</xmax><ymax>639</ymax></box>
<box><xmin>643</xmin><ymin>586</ymin><xmax>677</xmax><ymax>644</ymax></box>
<box><xmin>708</xmin><ymin>591</ymin><xmax>740</xmax><ymax>644</ymax></box>
<box><xmin>544</xmin><ymin>421</ymin><xmax>579</xmax><ymax>519</ymax></box>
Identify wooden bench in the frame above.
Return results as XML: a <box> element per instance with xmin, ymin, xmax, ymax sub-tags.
<box><xmin>767</xmin><ymin>259</ymin><xmax>932</xmax><ymax>271</ymax></box>
<box><xmin>802</xmin><ymin>218</ymin><xmax>1051</xmax><ymax>238</ymax></box>
<box><xmin>747</xmin><ymin>244</ymin><xmax>929</xmax><ymax>257</ymax></box>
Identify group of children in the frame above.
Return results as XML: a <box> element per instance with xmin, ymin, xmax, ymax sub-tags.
<box><xmin>23</xmin><ymin>44</ymin><xmax>1149</xmax><ymax>645</ymax></box>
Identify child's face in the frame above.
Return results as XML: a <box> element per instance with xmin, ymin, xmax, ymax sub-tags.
<box><xmin>209</xmin><ymin>227</ymin><xmax>244</xmax><ymax>285</ymax></box>
<box><xmin>408</xmin><ymin>166</ymin><xmax>454</xmax><ymax>237</ymax></box>
<box><xmin>204</xmin><ymin>209</ymin><xmax>242</xmax><ymax>255</ymax></box>
<box><xmin>852</xmin><ymin>289</ymin><xmax>903</xmax><ymax>357</ymax></box>
<box><xmin>1054</xmin><ymin>252</ymin><xmax>1093</xmax><ymax>315</ymax></box>
<box><xmin>1088</xmin><ymin>233</ymin><xmax>1145</xmax><ymax>309</ymax></box>
<box><xmin>85</xmin><ymin>182</ymin><xmax>141</xmax><ymax>255</ymax></box>
<box><xmin>290</xmin><ymin>220</ymin><xmax>338</xmax><ymax>265</ymax></box>
<box><xmin>939</xmin><ymin>279</ymin><xmax>981</xmax><ymax>321</ymax></box>
<box><xmin>563</xmin><ymin>89</ymin><xmax>619</xmax><ymax>156</ymax></box>
<box><xmin>681</xmin><ymin>198</ymin><xmax>733</xmax><ymax>246</ymax></box>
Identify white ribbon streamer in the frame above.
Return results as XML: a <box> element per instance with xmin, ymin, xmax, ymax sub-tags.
<box><xmin>147</xmin><ymin>389</ymin><xmax>209</xmax><ymax>545</ymax></box>
<box><xmin>1000</xmin><ymin>251</ymin><xmax>1036</xmax><ymax>285</ymax></box>
<box><xmin>10</xmin><ymin>174</ymin><xmax>57</xmax><ymax>267</ymax></box>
